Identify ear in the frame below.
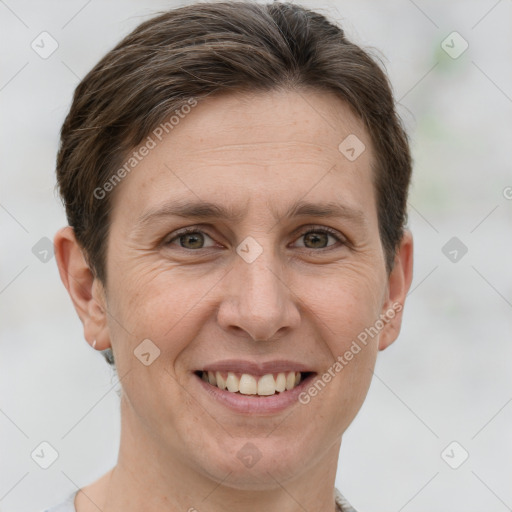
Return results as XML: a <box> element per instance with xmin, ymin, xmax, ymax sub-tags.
<box><xmin>54</xmin><ymin>226</ymin><xmax>111</xmax><ymax>351</ymax></box>
<box><xmin>378</xmin><ymin>229</ymin><xmax>414</xmax><ymax>351</ymax></box>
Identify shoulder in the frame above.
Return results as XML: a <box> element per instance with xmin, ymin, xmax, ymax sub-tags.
<box><xmin>334</xmin><ymin>487</ymin><xmax>359</xmax><ymax>512</ymax></box>
<box><xmin>40</xmin><ymin>491</ymin><xmax>77</xmax><ymax>512</ymax></box>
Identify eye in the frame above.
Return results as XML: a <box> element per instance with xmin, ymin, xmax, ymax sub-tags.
<box><xmin>292</xmin><ymin>227</ymin><xmax>344</xmax><ymax>250</ymax></box>
<box><xmin>164</xmin><ymin>228</ymin><xmax>217</xmax><ymax>250</ymax></box>
<box><xmin>163</xmin><ymin>225</ymin><xmax>346</xmax><ymax>252</ymax></box>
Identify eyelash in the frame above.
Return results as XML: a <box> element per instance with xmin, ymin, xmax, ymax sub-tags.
<box><xmin>163</xmin><ymin>225</ymin><xmax>346</xmax><ymax>251</ymax></box>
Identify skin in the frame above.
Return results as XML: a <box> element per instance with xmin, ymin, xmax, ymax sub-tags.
<box><xmin>55</xmin><ymin>89</ymin><xmax>413</xmax><ymax>512</ymax></box>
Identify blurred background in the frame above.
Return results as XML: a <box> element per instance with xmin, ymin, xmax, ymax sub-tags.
<box><xmin>1</xmin><ymin>0</ymin><xmax>511</xmax><ymax>511</ymax></box>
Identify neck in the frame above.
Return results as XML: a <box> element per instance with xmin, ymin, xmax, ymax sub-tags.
<box><xmin>98</xmin><ymin>395</ymin><xmax>341</xmax><ymax>512</ymax></box>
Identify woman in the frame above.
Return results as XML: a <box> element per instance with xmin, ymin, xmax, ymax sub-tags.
<box><xmin>49</xmin><ymin>2</ymin><xmax>413</xmax><ymax>511</ymax></box>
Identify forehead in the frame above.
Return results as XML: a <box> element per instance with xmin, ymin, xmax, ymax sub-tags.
<box><xmin>109</xmin><ymin>89</ymin><xmax>376</xmax><ymax>227</ymax></box>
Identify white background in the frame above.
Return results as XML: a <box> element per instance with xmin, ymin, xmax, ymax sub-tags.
<box><xmin>1</xmin><ymin>1</ymin><xmax>511</xmax><ymax>511</ymax></box>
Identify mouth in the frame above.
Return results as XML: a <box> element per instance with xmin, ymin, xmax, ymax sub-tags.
<box><xmin>194</xmin><ymin>370</ymin><xmax>315</xmax><ymax>396</ymax></box>
<box><xmin>192</xmin><ymin>360</ymin><xmax>318</xmax><ymax>414</ymax></box>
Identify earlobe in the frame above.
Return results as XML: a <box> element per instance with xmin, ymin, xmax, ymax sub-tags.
<box><xmin>54</xmin><ymin>226</ymin><xmax>111</xmax><ymax>351</ymax></box>
<box><xmin>378</xmin><ymin>230</ymin><xmax>414</xmax><ymax>351</ymax></box>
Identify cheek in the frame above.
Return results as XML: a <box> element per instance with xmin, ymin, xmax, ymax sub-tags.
<box><xmin>301</xmin><ymin>265</ymin><xmax>385</xmax><ymax>339</ymax></box>
<box><xmin>107</xmin><ymin>262</ymin><xmax>220</xmax><ymax>362</ymax></box>
<box><xmin>297</xmin><ymin>268</ymin><xmax>383</xmax><ymax>417</ymax></box>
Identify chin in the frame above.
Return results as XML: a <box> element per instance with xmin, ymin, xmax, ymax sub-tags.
<box><xmin>193</xmin><ymin>435</ymin><xmax>313</xmax><ymax>490</ymax></box>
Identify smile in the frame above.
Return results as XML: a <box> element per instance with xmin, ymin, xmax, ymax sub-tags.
<box><xmin>192</xmin><ymin>360</ymin><xmax>317</xmax><ymax>414</ymax></box>
<box><xmin>196</xmin><ymin>370</ymin><xmax>311</xmax><ymax>396</ymax></box>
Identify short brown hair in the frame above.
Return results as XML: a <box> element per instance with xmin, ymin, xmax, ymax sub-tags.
<box><xmin>57</xmin><ymin>1</ymin><xmax>411</xmax><ymax>285</ymax></box>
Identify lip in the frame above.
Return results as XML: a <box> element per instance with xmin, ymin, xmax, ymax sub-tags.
<box><xmin>192</xmin><ymin>366</ymin><xmax>317</xmax><ymax>415</ymax></box>
<box><xmin>196</xmin><ymin>359</ymin><xmax>315</xmax><ymax>376</ymax></box>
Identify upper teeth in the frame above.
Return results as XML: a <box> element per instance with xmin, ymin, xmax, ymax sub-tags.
<box><xmin>201</xmin><ymin>371</ymin><xmax>302</xmax><ymax>396</ymax></box>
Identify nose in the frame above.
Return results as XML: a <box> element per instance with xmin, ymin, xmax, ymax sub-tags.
<box><xmin>216</xmin><ymin>244</ymin><xmax>301</xmax><ymax>342</ymax></box>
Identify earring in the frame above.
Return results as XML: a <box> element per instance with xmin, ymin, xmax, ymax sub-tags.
<box><xmin>92</xmin><ymin>340</ymin><xmax>97</xmax><ymax>349</ymax></box>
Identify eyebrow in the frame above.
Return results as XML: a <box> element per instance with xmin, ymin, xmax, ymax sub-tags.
<box><xmin>135</xmin><ymin>198</ymin><xmax>367</xmax><ymax>229</ymax></box>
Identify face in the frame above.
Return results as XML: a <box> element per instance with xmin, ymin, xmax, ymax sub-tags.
<box><xmin>85</xmin><ymin>90</ymin><xmax>410</xmax><ymax>488</ymax></box>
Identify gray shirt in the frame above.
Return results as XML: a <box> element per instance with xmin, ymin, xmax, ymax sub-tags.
<box><xmin>42</xmin><ymin>487</ymin><xmax>358</xmax><ymax>511</ymax></box>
